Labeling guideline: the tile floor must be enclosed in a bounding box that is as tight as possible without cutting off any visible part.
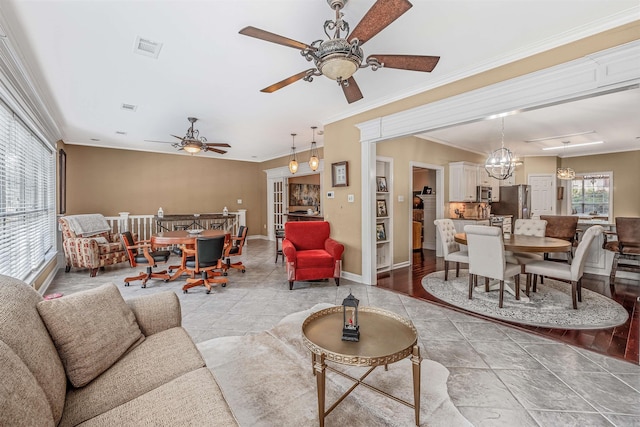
[46,239,640,427]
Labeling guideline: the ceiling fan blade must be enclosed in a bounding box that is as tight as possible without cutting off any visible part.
[204,143,231,148]
[368,54,440,72]
[204,147,228,155]
[348,0,412,46]
[341,77,363,104]
[239,26,315,51]
[170,134,185,140]
[261,69,316,93]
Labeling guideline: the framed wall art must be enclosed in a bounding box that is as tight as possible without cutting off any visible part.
[376,223,386,241]
[376,200,387,217]
[331,161,349,187]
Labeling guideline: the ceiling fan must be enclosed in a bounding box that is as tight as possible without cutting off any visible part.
[146,117,231,155]
[239,0,440,104]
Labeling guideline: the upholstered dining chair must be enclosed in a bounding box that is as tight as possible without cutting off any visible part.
[182,236,228,294]
[465,225,522,308]
[524,225,604,309]
[507,219,548,265]
[434,219,468,281]
[120,231,171,288]
[603,217,640,283]
[540,215,579,262]
[223,226,248,275]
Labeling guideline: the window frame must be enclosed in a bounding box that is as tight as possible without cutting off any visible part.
[566,171,614,221]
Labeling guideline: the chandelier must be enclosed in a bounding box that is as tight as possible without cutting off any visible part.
[308,126,319,171]
[557,141,575,180]
[485,117,515,180]
[288,133,298,174]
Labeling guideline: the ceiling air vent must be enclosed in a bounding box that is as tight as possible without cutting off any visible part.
[121,103,137,112]
[115,131,127,135]
[133,36,162,59]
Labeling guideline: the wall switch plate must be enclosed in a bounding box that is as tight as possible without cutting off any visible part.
[398,195,405,202]
[237,199,242,204]
[327,191,335,198]
[347,194,355,202]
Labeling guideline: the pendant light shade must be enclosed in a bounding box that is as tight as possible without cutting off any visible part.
[308,126,319,171]
[485,117,515,180]
[288,133,298,174]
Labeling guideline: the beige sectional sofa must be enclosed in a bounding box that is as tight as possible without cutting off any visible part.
[0,275,238,426]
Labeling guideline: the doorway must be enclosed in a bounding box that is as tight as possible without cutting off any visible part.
[409,162,445,262]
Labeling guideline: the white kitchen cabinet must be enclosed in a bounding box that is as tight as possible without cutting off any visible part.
[477,165,500,202]
[449,162,477,202]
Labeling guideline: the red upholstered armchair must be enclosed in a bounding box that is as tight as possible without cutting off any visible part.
[282,221,345,290]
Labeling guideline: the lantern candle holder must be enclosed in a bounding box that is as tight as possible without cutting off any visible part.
[341,291,360,342]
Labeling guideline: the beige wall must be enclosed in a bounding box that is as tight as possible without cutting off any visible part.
[63,144,265,236]
[322,21,640,275]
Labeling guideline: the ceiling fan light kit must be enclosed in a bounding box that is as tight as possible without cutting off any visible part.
[308,126,320,171]
[148,117,231,155]
[239,0,440,103]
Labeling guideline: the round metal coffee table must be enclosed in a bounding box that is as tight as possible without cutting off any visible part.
[302,306,421,426]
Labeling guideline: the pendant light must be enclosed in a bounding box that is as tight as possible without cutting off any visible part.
[556,141,575,180]
[485,117,515,180]
[288,133,299,174]
[308,126,319,171]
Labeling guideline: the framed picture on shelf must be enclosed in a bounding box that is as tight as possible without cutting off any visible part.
[376,176,388,192]
[331,161,349,187]
[376,200,387,217]
[376,223,386,241]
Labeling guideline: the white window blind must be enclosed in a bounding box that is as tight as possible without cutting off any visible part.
[0,99,56,281]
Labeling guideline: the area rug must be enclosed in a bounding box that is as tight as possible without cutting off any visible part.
[197,303,472,427]
[422,270,628,329]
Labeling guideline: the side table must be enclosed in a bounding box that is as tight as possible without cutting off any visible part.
[275,228,285,263]
[302,306,421,426]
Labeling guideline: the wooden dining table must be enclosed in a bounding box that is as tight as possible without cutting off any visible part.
[453,232,572,301]
[151,229,230,280]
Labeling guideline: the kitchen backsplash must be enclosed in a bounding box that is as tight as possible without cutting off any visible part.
[449,202,491,219]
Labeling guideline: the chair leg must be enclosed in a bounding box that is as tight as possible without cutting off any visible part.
[90,268,99,277]
[455,262,460,278]
[335,278,340,286]
[532,274,538,293]
[499,280,504,308]
[65,265,71,273]
[484,277,489,292]
[444,260,449,281]
[571,280,578,309]
[289,281,294,290]
[609,252,620,283]
[468,274,474,299]
[525,273,531,297]
[577,278,582,302]
[515,274,520,301]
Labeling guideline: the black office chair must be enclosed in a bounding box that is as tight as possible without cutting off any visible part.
[182,236,228,294]
[120,231,171,288]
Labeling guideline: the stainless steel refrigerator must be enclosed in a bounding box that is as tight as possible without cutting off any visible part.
[490,185,531,232]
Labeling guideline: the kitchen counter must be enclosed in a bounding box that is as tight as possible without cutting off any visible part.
[450,217,492,221]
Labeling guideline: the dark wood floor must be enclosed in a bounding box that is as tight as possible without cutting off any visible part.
[377,249,639,364]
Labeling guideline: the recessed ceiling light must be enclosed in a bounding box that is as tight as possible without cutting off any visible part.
[90,138,100,141]
[121,103,137,111]
[133,36,163,59]
[542,141,604,150]
[115,131,127,135]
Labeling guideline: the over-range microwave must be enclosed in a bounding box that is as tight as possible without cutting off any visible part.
[476,186,492,202]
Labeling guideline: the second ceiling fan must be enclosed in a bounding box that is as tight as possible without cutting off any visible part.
[239,0,440,104]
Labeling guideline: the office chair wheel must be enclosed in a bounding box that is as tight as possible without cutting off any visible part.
[206,290,211,294]
[124,282,130,287]
[222,283,226,287]
[242,269,246,273]
[183,290,188,294]
[223,272,228,276]
[141,284,146,289]
[164,279,169,282]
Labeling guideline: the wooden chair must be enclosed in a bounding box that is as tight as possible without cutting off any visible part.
[465,225,521,308]
[434,219,469,281]
[540,215,578,262]
[524,226,603,308]
[603,217,640,283]
[182,236,228,294]
[120,231,171,288]
[223,226,248,274]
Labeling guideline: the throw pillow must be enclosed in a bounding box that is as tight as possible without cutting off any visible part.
[37,283,145,387]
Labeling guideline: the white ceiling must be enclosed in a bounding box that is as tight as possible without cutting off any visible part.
[2,0,639,162]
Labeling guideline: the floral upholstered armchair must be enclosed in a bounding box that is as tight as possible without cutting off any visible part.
[59,214,129,277]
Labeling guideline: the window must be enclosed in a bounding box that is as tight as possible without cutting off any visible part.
[570,173,612,219]
[0,99,56,281]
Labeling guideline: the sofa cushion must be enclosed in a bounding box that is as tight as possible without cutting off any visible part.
[59,327,206,427]
[0,340,55,427]
[77,368,238,426]
[296,249,335,269]
[0,275,67,425]
[37,283,145,388]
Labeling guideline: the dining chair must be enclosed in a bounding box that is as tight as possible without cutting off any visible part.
[524,225,604,309]
[434,219,469,281]
[182,236,228,294]
[506,218,548,264]
[602,217,640,283]
[120,231,171,288]
[223,226,248,274]
[540,215,579,262]
[465,225,522,308]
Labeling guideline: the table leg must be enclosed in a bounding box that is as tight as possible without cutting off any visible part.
[475,278,530,302]
[411,345,422,426]
[313,353,326,427]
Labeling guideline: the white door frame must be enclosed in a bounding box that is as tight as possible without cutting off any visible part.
[409,162,445,260]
